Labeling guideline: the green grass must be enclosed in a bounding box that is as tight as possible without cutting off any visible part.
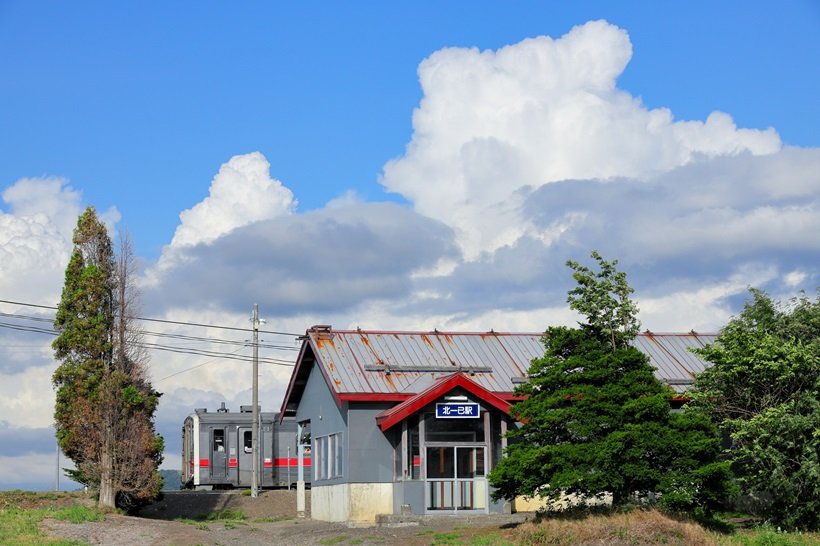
[432,532,462,545]
[0,505,98,546]
[318,536,349,545]
[350,540,364,545]
[721,525,820,546]
[203,508,246,521]
[51,505,105,524]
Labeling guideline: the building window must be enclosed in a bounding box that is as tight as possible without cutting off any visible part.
[314,432,343,481]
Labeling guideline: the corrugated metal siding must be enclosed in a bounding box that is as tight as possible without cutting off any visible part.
[307,329,716,396]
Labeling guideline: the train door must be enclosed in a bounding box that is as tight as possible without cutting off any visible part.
[237,427,253,486]
[210,427,227,480]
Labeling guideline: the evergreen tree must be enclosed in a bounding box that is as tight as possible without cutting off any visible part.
[52,207,163,510]
[690,289,820,530]
[489,251,733,514]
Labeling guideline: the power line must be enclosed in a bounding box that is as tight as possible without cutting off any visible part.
[139,341,294,365]
[0,317,299,354]
[1,312,299,351]
[0,321,296,365]
[0,321,57,336]
[0,299,299,393]
[154,346,246,382]
[0,299,303,337]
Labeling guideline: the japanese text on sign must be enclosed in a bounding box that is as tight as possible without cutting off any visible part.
[435,402,480,418]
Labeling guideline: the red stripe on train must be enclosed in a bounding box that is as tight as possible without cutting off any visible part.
[274,457,312,466]
[204,457,312,468]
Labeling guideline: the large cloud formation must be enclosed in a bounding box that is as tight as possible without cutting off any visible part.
[382,20,781,259]
[146,152,459,316]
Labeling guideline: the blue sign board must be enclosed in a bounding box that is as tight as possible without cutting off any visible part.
[435,402,480,418]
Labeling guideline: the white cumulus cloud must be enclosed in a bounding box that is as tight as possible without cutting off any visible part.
[381,20,781,258]
[169,152,296,248]
[0,177,121,306]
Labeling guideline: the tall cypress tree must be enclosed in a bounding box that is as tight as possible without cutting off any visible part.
[52,207,163,509]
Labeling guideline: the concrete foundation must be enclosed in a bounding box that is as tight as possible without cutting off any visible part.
[311,482,394,525]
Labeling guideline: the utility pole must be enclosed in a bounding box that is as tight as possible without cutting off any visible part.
[251,303,260,498]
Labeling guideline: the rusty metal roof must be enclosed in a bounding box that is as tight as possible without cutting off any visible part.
[632,331,716,392]
[280,328,716,412]
[309,328,543,397]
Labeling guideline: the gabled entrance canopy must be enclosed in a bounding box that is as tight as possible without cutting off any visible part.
[375,373,512,432]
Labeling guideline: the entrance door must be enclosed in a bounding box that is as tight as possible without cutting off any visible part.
[210,428,227,480]
[237,427,254,486]
[425,446,487,512]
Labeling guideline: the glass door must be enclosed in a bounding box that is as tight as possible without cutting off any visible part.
[425,446,487,512]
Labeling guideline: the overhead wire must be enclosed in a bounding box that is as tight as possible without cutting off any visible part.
[0,299,303,337]
[0,299,300,367]
[154,346,247,383]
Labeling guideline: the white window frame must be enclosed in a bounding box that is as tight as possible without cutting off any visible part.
[314,432,343,481]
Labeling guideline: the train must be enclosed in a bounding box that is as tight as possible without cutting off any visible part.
[181,403,311,490]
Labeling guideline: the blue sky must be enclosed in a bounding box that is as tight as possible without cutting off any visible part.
[1,2,819,490]
[3,2,819,258]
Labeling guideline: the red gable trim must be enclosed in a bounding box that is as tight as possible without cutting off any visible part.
[375,373,512,432]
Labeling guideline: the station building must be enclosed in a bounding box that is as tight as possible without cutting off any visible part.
[279,325,714,524]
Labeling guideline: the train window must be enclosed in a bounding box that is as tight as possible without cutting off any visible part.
[213,429,225,452]
[244,430,252,453]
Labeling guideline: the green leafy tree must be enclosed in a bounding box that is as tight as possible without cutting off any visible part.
[566,250,640,350]
[690,289,820,530]
[489,251,733,514]
[52,208,163,510]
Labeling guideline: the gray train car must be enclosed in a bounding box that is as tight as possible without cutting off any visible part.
[181,403,310,489]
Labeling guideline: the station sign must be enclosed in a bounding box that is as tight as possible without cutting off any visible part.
[435,402,480,418]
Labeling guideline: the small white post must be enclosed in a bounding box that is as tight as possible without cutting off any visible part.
[297,422,306,518]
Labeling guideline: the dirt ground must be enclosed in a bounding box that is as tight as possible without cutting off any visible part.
[40,490,525,546]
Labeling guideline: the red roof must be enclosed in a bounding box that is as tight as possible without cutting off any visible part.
[374,372,512,431]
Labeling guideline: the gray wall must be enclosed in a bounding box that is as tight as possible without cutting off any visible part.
[295,363,348,486]
[347,402,396,484]
[393,481,425,514]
